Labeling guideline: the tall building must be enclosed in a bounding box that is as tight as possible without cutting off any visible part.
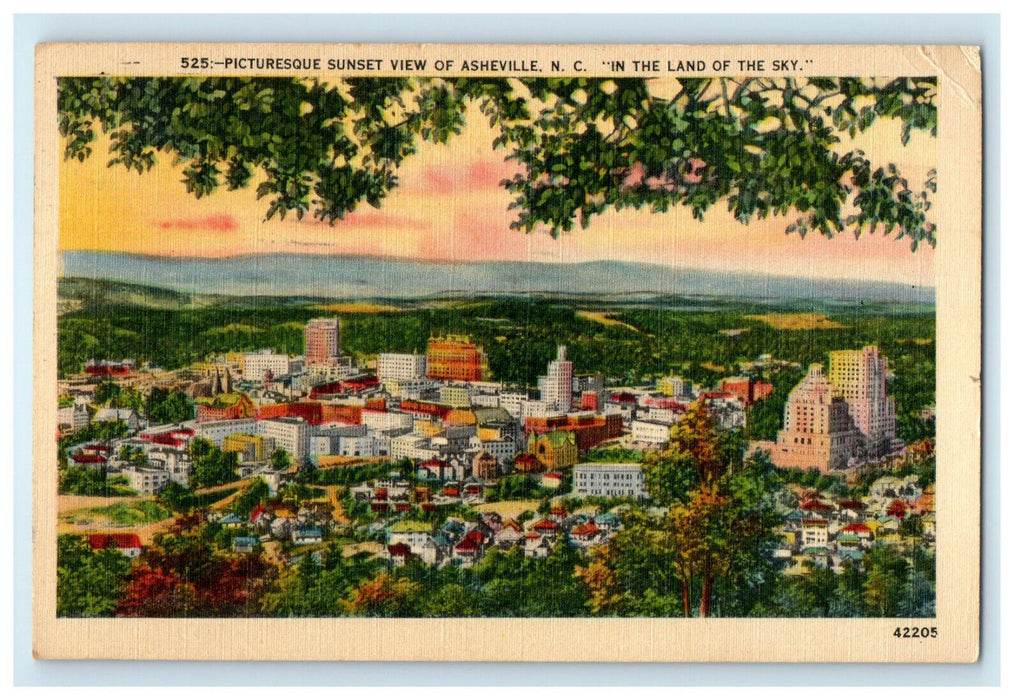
[539,345,574,414]
[305,318,341,366]
[426,336,488,382]
[772,364,862,473]
[828,346,897,457]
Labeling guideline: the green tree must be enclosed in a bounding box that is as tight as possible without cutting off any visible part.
[93,382,122,406]
[145,387,195,424]
[863,545,910,616]
[158,480,193,513]
[57,534,132,617]
[189,441,240,489]
[608,401,780,617]
[270,448,291,472]
[59,76,936,247]
[576,509,681,616]
[643,451,699,506]
[232,478,271,516]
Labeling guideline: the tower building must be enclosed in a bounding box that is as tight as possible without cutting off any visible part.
[539,345,574,414]
[772,364,862,473]
[828,346,897,457]
[305,318,341,366]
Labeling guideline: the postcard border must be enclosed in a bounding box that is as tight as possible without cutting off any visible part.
[31,41,982,664]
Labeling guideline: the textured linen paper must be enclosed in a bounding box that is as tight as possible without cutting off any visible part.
[34,43,981,662]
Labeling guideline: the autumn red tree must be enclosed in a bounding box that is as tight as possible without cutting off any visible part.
[117,565,195,617]
[343,573,421,617]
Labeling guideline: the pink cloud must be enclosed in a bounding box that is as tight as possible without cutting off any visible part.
[156,214,239,231]
[417,158,518,195]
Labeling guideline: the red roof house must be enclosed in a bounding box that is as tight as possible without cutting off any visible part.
[533,519,559,533]
[88,533,143,557]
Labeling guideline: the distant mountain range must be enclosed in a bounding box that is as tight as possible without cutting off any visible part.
[61,251,935,305]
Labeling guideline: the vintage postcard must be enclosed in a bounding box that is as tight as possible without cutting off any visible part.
[33,43,982,662]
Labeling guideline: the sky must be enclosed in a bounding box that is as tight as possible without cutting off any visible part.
[59,84,936,287]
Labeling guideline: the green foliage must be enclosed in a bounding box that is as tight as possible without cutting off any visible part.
[278,482,326,504]
[744,368,801,441]
[643,451,699,506]
[93,382,143,410]
[374,537,588,618]
[777,467,837,494]
[188,438,240,489]
[262,549,384,616]
[158,480,192,512]
[83,500,172,525]
[270,448,291,471]
[59,76,937,246]
[492,474,543,501]
[303,458,412,486]
[158,481,238,513]
[58,466,136,497]
[582,446,646,463]
[751,540,935,618]
[584,402,783,617]
[93,382,121,405]
[232,478,271,516]
[340,493,372,524]
[57,534,131,617]
[575,509,684,616]
[145,387,195,424]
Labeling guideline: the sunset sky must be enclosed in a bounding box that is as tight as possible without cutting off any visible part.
[59,89,936,288]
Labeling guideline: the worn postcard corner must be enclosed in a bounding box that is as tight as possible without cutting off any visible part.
[33,42,981,663]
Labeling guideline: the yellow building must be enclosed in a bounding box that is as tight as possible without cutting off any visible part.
[426,336,489,382]
[828,346,897,457]
[444,409,477,427]
[477,427,502,442]
[414,419,445,437]
[223,433,276,462]
[439,385,471,408]
[224,352,247,374]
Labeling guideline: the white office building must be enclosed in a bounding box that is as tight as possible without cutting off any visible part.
[631,419,673,447]
[469,435,517,463]
[572,463,649,499]
[123,465,173,495]
[259,417,311,467]
[362,410,414,432]
[243,350,292,381]
[539,345,574,414]
[195,418,259,448]
[378,353,428,382]
[498,391,528,420]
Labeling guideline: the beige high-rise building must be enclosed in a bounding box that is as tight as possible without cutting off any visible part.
[772,364,862,473]
[305,318,341,366]
[539,345,574,414]
[828,346,897,457]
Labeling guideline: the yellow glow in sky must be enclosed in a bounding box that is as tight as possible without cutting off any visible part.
[59,99,935,287]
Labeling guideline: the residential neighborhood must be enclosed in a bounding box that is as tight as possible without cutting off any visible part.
[58,314,936,619]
